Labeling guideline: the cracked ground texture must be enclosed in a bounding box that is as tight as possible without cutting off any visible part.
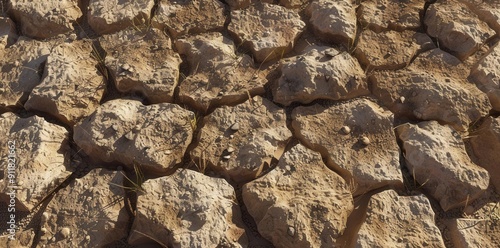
[0,0,500,247]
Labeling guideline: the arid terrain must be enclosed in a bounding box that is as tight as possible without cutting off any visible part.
[0,0,500,247]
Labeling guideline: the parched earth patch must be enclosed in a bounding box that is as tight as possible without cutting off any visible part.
[0,0,499,247]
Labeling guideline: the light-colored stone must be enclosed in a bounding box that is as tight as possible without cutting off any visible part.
[470,116,500,193]
[229,2,305,62]
[355,190,445,247]
[355,30,435,70]
[40,168,129,247]
[191,96,291,183]
[88,0,155,35]
[25,40,106,125]
[0,37,54,111]
[397,121,490,211]
[154,0,225,38]
[358,0,424,32]
[292,98,403,195]
[0,17,18,48]
[242,144,354,247]
[8,0,81,39]
[470,42,500,111]
[74,99,194,173]
[306,0,356,45]
[371,49,492,131]
[446,202,500,248]
[272,46,369,106]
[0,113,71,212]
[425,0,494,60]
[175,32,268,112]
[129,169,247,247]
[460,0,500,34]
[100,27,181,104]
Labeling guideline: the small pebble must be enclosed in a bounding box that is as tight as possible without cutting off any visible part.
[40,227,47,234]
[223,155,231,160]
[41,212,49,223]
[69,33,77,41]
[325,50,337,57]
[399,96,405,103]
[85,235,91,241]
[60,227,70,239]
[218,91,224,96]
[122,63,130,70]
[360,136,370,146]
[230,122,240,131]
[165,150,172,155]
[341,126,351,135]
[227,147,235,153]
[124,132,134,140]
[230,135,234,139]
[287,226,295,236]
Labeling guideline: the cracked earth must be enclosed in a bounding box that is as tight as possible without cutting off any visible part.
[1,0,500,247]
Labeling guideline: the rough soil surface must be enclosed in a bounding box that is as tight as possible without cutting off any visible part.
[243,144,354,247]
[1,0,500,247]
[355,190,446,247]
[470,116,500,192]
[460,0,500,34]
[191,96,291,183]
[355,30,435,70]
[74,99,194,173]
[470,42,500,111]
[130,169,247,247]
[229,2,305,62]
[445,202,500,248]
[153,0,226,39]
[38,168,129,247]
[272,45,368,106]
[357,0,424,32]
[88,0,155,35]
[175,32,268,112]
[8,0,81,39]
[0,113,71,212]
[424,0,495,61]
[306,0,356,45]
[397,121,490,211]
[292,98,403,195]
[100,27,181,104]
[24,40,106,125]
[371,48,492,131]
[0,37,54,111]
